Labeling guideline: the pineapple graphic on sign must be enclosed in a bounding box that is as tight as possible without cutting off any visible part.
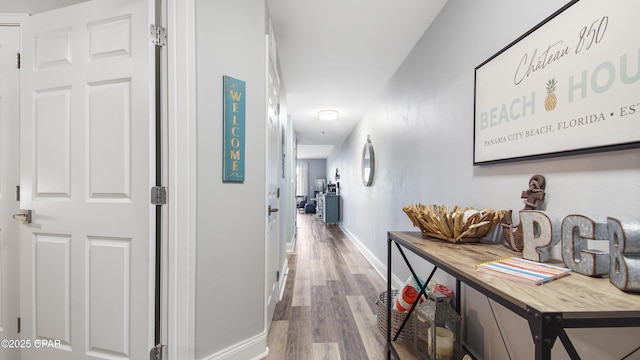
[544,78,557,111]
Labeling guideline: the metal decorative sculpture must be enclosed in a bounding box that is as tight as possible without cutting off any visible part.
[607,216,640,292]
[561,214,610,276]
[500,174,546,252]
[520,210,561,262]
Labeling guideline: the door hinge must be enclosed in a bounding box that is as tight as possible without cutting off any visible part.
[150,24,166,47]
[17,317,21,334]
[16,185,20,201]
[16,52,20,69]
[149,344,167,360]
[150,186,167,205]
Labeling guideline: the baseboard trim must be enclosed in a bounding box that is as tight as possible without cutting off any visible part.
[287,232,296,252]
[279,260,289,301]
[202,332,268,360]
[339,224,403,289]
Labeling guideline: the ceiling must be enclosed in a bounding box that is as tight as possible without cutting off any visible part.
[266,0,448,159]
[2,0,448,159]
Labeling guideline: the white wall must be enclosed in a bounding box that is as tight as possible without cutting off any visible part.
[328,1,640,359]
[298,158,327,196]
[194,1,268,358]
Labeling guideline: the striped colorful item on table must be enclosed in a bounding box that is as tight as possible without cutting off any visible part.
[476,256,571,285]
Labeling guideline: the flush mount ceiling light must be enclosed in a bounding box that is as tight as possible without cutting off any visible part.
[317,109,340,121]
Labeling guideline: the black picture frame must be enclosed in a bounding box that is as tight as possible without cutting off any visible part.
[473,0,640,165]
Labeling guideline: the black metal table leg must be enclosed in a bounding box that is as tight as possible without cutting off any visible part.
[527,307,563,360]
[387,235,392,360]
[392,242,437,341]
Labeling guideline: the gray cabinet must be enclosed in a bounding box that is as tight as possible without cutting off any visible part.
[322,195,339,224]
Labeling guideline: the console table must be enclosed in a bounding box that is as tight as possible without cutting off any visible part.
[386,231,640,360]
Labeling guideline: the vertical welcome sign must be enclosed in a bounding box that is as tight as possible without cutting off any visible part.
[223,76,245,182]
[474,0,640,164]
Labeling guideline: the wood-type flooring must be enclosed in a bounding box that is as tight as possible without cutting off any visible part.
[266,213,418,360]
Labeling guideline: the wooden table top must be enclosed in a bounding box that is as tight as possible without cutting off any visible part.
[388,231,640,319]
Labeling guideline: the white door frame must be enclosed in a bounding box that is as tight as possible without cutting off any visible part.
[165,0,197,359]
[19,0,158,357]
[4,3,184,357]
[0,14,26,360]
[0,13,27,25]
[1,4,198,357]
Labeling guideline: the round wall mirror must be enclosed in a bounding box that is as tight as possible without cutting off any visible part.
[362,135,375,186]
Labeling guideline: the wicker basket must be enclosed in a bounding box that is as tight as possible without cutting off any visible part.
[375,290,415,342]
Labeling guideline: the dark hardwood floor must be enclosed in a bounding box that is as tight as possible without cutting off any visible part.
[266,213,418,360]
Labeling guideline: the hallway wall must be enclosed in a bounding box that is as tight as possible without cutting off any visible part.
[194,0,268,358]
[327,1,640,359]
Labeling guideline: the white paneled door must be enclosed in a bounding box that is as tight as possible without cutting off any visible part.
[266,50,281,327]
[0,24,21,360]
[19,0,155,359]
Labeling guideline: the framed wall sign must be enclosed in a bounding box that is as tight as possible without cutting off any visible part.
[223,75,245,182]
[474,0,640,164]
